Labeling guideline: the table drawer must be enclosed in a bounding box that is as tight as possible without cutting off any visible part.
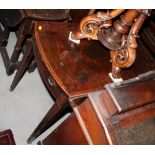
[33,44,62,98]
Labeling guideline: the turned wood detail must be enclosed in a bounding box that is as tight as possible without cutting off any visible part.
[71,9,151,78]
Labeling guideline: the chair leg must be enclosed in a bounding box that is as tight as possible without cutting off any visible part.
[0,26,14,75]
[10,19,33,73]
[28,59,37,73]
[10,34,25,64]
[10,39,33,91]
[1,26,10,46]
[27,93,70,144]
[0,46,14,75]
[0,19,33,76]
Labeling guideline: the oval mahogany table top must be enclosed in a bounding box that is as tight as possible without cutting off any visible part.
[34,21,155,97]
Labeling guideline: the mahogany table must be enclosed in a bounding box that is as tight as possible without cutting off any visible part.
[17,21,154,143]
[26,21,112,143]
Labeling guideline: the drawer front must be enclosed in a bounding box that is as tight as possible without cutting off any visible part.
[33,44,62,98]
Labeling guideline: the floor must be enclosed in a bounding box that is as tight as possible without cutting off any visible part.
[0,27,69,144]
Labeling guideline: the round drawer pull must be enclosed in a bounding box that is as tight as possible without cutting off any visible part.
[48,76,56,87]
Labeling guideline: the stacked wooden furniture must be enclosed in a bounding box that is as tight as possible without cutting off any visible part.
[0,10,155,145]
[0,9,70,76]
[0,9,96,91]
[39,70,155,144]
[26,21,155,144]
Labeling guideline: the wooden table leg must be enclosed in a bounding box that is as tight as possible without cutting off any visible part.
[10,39,33,91]
[27,93,70,144]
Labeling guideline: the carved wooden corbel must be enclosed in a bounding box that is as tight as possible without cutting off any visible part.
[71,9,124,40]
[71,9,151,79]
[110,9,151,78]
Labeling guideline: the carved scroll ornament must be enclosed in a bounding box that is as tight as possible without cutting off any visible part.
[71,9,151,78]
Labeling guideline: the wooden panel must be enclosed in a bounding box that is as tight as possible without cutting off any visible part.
[41,97,109,145]
[99,90,117,116]
[75,98,109,144]
[78,90,155,145]
[41,113,88,145]
[104,74,155,112]
[89,91,155,144]
[33,42,62,99]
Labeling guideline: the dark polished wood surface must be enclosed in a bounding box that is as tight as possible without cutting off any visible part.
[41,98,109,145]
[141,21,155,58]
[34,22,111,97]
[92,90,155,144]
[28,21,113,143]
[34,21,155,97]
[28,22,112,143]
[41,113,88,145]
[104,77,155,113]
[41,76,155,144]
[28,21,155,144]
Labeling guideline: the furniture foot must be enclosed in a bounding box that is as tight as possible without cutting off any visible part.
[111,63,122,79]
[109,72,123,82]
[28,60,37,73]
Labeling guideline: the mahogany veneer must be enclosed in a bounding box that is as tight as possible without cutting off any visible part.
[40,72,155,144]
[25,21,155,144]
